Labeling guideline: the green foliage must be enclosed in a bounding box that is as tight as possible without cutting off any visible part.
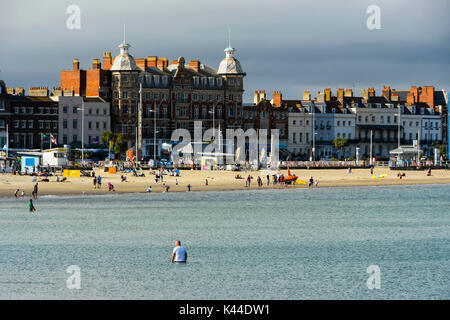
[332,137,348,149]
[101,131,125,156]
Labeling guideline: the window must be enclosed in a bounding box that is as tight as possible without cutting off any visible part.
[88,121,92,130]
[53,121,57,129]
[73,135,77,142]
[228,79,234,85]
[122,76,128,82]
[0,120,5,128]
[63,119,67,129]
[73,107,77,113]
[122,92,128,99]
[0,101,5,111]
[96,122,99,129]
[193,94,198,101]
[73,119,77,129]
[63,106,68,113]
[28,120,33,128]
[63,135,67,144]
[21,120,26,129]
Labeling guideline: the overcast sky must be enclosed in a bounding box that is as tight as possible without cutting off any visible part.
[1,0,449,102]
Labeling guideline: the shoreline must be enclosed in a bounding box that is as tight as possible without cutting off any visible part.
[1,167,450,199]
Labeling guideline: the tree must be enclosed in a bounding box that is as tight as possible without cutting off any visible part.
[101,131,125,156]
[332,137,348,159]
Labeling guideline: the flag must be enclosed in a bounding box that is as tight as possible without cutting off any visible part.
[41,133,49,141]
[50,134,57,144]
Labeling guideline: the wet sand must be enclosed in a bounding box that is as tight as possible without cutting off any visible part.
[0,167,449,198]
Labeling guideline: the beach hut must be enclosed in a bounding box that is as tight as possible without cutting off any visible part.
[17,151,42,173]
[42,148,68,167]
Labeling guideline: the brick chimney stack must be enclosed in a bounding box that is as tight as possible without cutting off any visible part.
[157,57,168,70]
[272,91,282,107]
[103,52,112,70]
[254,90,260,104]
[324,88,331,101]
[259,90,266,101]
[147,56,158,68]
[92,59,101,70]
[73,59,80,71]
[189,60,201,72]
[337,88,345,103]
[303,91,311,100]
[382,86,391,101]
[344,89,353,97]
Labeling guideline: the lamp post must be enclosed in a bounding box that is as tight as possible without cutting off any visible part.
[312,105,316,161]
[208,106,215,141]
[77,100,85,166]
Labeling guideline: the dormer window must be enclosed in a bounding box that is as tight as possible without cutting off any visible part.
[376,103,381,108]
[367,103,372,108]
[343,109,347,114]
[217,78,222,87]
[321,106,326,113]
[332,108,336,113]
[352,103,358,108]
[420,108,424,115]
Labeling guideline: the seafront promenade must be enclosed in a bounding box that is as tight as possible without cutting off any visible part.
[0,167,449,197]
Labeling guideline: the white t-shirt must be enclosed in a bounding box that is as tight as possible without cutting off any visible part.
[172,246,187,262]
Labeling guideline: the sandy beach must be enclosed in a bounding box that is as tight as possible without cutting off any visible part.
[1,167,450,198]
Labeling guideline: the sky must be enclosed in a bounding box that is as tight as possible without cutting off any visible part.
[0,0,449,103]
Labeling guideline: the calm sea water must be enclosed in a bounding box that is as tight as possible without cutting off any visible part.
[0,184,449,299]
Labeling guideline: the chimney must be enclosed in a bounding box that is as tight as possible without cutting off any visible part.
[29,86,49,97]
[391,93,399,102]
[337,88,344,103]
[171,60,179,65]
[254,90,260,104]
[324,88,331,101]
[7,87,15,95]
[303,91,311,100]
[15,87,24,96]
[189,60,201,72]
[421,86,435,108]
[73,59,80,71]
[272,91,282,107]
[92,59,101,70]
[407,86,419,105]
[344,89,353,97]
[317,91,325,102]
[382,86,391,101]
[147,56,158,67]
[103,52,112,70]
[135,58,147,70]
[157,57,168,70]
[259,90,266,101]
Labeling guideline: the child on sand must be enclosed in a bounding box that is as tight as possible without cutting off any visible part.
[14,189,19,198]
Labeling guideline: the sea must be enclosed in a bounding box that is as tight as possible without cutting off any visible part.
[0,184,449,299]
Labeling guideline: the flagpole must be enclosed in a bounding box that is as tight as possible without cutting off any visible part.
[6,124,8,158]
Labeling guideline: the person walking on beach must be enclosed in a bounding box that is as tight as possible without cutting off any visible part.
[171,240,187,264]
[28,199,36,213]
[21,190,25,198]
[309,177,314,188]
[266,174,270,186]
[14,189,19,198]
[187,184,191,192]
[93,176,97,189]
[97,176,102,189]
[247,175,251,187]
[33,183,38,199]
[205,179,208,186]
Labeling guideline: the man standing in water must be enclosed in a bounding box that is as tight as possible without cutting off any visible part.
[171,240,187,263]
[28,199,36,213]
[33,183,38,199]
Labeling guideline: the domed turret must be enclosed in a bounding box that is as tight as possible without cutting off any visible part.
[111,26,138,71]
[217,46,245,75]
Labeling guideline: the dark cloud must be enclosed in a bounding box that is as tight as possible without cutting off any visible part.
[0,0,448,102]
